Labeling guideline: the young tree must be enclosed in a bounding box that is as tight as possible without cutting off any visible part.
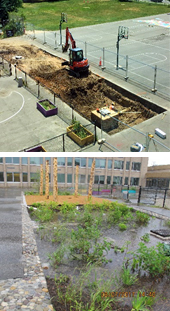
[0,0,23,23]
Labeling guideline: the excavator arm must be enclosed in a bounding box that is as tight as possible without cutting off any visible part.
[62,27,76,52]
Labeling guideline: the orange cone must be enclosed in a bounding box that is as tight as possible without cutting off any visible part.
[99,57,102,67]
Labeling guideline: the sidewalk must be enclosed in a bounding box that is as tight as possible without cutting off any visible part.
[0,189,53,311]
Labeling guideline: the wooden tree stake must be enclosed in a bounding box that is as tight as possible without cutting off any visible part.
[40,164,43,196]
[88,159,95,200]
[53,158,58,202]
[45,160,49,199]
[75,165,79,197]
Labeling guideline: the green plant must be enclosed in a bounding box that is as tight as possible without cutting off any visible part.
[135,211,150,225]
[72,120,88,139]
[118,223,127,231]
[121,267,138,286]
[49,243,67,266]
[40,100,54,110]
[131,290,155,311]
[130,242,170,277]
[165,219,170,227]
[141,233,150,243]
[33,205,54,222]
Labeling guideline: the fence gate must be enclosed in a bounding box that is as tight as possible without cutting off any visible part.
[138,187,170,207]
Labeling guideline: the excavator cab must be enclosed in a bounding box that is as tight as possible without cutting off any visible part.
[69,48,83,66]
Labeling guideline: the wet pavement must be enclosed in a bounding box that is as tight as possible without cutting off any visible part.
[0,188,23,280]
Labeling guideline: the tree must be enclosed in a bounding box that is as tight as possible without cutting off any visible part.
[0,0,23,24]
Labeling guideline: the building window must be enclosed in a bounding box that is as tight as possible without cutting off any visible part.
[0,172,4,182]
[94,175,105,184]
[58,157,65,166]
[7,172,20,182]
[114,160,124,170]
[124,177,129,185]
[113,176,122,185]
[132,162,141,171]
[6,157,20,164]
[30,158,43,165]
[67,157,73,167]
[79,175,86,184]
[75,158,86,167]
[88,158,93,168]
[126,161,130,170]
[0,158,3,163]
[67,174,72,183]
[58,173,65,183]
[22,173,28,182]
[108,160,112,169]
[95,159,106,169]
[30,172,39,182]
[107,176,111,184]
[22,158,28,165]
[130,177,139,186]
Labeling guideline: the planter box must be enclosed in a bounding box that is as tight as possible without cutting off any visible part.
[26,145,46,152]
[37,99,58,117]
[67,124,94,147]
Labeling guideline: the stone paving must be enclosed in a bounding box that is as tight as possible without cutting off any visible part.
[0,195,54,311]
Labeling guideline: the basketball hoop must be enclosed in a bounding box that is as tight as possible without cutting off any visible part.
[118,26,129,40]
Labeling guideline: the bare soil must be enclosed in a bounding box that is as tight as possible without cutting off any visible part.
[25,194,111,206]
[1,39,157,134]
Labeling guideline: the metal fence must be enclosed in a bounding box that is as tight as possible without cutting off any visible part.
[137,186,170,208]
[25,25,170,100]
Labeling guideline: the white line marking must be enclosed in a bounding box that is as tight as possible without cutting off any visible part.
[0,91,25,124]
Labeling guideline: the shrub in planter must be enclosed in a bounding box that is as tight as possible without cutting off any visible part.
[67,120,94,147]
[37,99,58,117]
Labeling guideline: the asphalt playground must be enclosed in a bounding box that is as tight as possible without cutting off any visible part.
[0,13,170,152]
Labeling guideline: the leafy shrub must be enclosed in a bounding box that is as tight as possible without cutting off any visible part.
[118,223,127,231]
[121,267,138,286]
[135,211,150,225]
[130,242,170,277]
[141,233,150,243]
[33,205,54,222]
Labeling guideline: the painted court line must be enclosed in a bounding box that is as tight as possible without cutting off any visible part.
[0,91,25,124]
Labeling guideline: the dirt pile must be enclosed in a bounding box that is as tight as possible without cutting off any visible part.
[1,42,157,133]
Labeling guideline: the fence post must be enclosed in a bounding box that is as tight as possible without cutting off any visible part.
[43,30,47,45]
[25,72,27,86]
[85,41,87,58]
[14,64,17,80]
[54,93,56,106]
[125,55,128,81]
[152,65,157,93]
[94,122,97,143]
[63,134,65,152]
[154,188,158,205]
[102,47,105,70]
[9,63,12,76]
[127,184,129,201]
[54,32,57,49]
[38,81,40,98]
[163,188,167,208]
[137,186,142,205]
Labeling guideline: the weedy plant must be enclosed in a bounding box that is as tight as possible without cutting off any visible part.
[135,211,150,225]
[33,205,54,222]
[121,267,138,286]
[118,223,127,231]
[141,233,150,243]
[131,290,155,311]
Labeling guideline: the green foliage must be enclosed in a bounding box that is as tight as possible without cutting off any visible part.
[118,223,127,231]
[49,243,66,266]
[0,0,23,21]
[33,205,54,222]
[141,233,150,243]
[130,242,170,277]
[165,219,170,227]
[131,290,155,311]
[121,267,138,286]
[59,201,77,214]
[135,211,150,225]
[72,120,89,139]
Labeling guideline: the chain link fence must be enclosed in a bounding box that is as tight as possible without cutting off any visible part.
[25,25,170,100]
[137,187,170,208]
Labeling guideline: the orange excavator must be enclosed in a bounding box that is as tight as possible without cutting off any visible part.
[62,27,89,77]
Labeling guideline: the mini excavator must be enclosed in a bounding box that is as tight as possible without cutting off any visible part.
[62,27,89,77]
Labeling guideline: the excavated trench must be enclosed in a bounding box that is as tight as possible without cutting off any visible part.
[1,43,165,134]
